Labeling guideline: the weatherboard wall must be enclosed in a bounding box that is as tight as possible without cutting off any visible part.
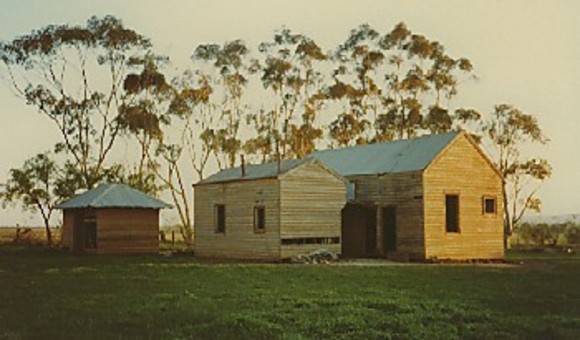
[61,208,160,254]
[61,210,74,248]
[348,171,425,259]
[194,178,282,260]
[279,161,346,258]
[423,134,504,259]
[194,161,348,260]
[95,209,159,254]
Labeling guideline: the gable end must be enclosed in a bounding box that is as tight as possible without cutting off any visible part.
[423,131,502,180]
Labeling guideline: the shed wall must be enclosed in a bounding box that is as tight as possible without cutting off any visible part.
[349,171,425,259]
[423,134,504,259]
[61,210,74,248]
[279,162,346,258]
[96,209,159,254]
[194,178,281,259]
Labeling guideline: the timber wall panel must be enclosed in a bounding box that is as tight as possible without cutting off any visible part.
[194,178,281,260]
[96,209,159,254]
[423,134,504,259]
[279,162,346,258]
[61,210,74,248]
[348,171,425,259]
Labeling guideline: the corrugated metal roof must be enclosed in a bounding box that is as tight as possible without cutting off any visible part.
[56,183,171,209]
[197,132,459,185]
[310,131,459,176]
[198,159,306,185]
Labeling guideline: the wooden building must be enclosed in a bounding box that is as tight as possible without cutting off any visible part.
[311,131,504,260]
[195,131,504,261]
[57,183,171,254]
[193,159,346,260]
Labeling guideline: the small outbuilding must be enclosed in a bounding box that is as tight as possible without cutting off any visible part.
[194,159,347,260]
[57,183,171,254]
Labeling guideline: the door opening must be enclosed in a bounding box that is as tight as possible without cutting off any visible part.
[383,207,397,254]
[341,204,377,258]
[72,211,97,252]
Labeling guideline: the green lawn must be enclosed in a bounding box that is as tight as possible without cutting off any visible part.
[0,247,579,339]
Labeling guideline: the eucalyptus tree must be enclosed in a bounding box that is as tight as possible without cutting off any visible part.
[326,24,382,146]
[1,154,61,245]
[327,22,477,145]
[169,70,215,181]
[192,40,253,169]
[243,108,275,163]
[253,28,327,159]
[378,22,476,139]
[286,35,327,158]
[0,16,153,190]
[119,53,172,194]
[151,70,216,244]
[482,104,552,246]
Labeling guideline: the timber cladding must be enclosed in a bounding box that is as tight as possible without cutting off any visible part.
[61,208,160,254]
[61,210,74,248]
[195,131,505,261]
[279,161,346,258]
[96,209,159,254]
[194,161,346,260]
[347,171,425,260]
[194,178,281,260]
[423,134,504,260]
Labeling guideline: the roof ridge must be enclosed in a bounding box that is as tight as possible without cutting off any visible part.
[385,137,419,173]
[206,158,303,176]
[91,183,117,206]
[313,131,457,155]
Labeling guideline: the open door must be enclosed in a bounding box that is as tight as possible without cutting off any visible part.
[382,207,397,254]
[83,219,97,250]
[341,204,377,258]
[72,211,97,253]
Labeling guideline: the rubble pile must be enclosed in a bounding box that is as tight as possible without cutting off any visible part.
[290,249,339,264]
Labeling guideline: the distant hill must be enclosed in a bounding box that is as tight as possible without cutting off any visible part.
[521,214,580,225]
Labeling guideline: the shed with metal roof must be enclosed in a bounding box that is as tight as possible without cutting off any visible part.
[195,131,504,261]
[58,183,171,254]
[194,158,347,260]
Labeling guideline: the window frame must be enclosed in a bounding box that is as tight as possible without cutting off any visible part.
[346,181,357,201]
[445,194,461,234]
[253,206,266,233]
[214,204,226,234]
[281,237,340,246]
[482,196,497,216]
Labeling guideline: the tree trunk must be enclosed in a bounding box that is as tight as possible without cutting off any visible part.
[501,179,511,250]
[43,218,52,246]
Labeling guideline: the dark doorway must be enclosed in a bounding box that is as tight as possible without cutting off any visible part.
[72,211,97,253]
[382,207,397,254]
[83,220,97,250]
[341,204,377,258]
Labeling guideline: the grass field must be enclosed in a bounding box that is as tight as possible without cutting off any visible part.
[0,227,60,245]
[0,247,579,339]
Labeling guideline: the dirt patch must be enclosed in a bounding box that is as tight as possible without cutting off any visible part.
[333,258,519,268]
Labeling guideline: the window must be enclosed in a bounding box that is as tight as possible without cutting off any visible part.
[215,204,225,233]
[281,237,340,245]
[346,181,356,201]
[445,195,460,233]
[483,196,497,215]
[254,206,266,232]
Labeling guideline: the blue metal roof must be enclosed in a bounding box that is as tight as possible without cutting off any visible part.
[310,131,459,176]
[56,183,171,209]
[197,132,459,185]
[199,159,306,185]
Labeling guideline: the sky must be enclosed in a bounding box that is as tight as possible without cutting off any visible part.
[0,0,579,226]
